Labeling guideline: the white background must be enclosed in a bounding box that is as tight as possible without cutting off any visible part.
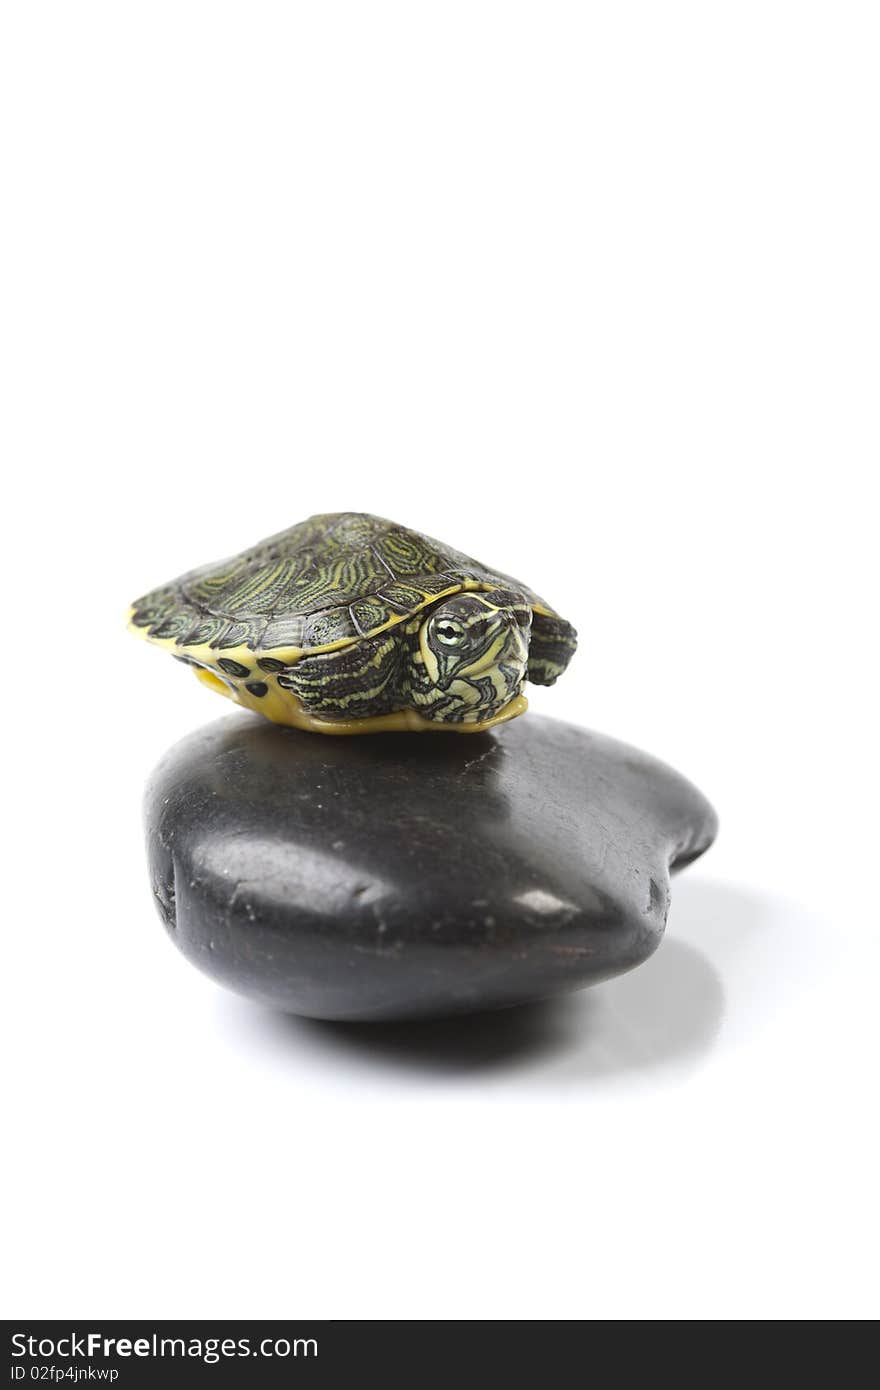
[2,3,877,1321]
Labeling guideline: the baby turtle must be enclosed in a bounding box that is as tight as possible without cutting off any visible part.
[128,512,577,734]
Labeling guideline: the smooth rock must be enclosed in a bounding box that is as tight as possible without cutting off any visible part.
[144,714,718,1021]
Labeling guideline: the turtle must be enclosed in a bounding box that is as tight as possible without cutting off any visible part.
[128,512,577,735]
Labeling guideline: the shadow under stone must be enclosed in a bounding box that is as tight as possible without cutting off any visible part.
[234,935,724,1082]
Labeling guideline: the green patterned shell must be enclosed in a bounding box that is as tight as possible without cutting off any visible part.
[129,511,555,659]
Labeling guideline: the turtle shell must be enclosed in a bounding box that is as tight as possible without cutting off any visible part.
[129,511,557,664]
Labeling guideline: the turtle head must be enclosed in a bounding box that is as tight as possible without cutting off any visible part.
[409,589,532,725]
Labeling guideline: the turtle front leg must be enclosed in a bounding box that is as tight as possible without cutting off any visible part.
[276,630,404,723]
[528,613,578,686]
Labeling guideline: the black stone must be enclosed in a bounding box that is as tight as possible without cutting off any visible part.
[144,714,718,1022]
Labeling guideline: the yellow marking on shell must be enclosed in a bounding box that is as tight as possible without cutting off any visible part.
[127,603,528,734]
[194,666,232,697]
[127,577,494,667]
[127,584,555,668]
[126,607,288,670]
[229,679,528,736]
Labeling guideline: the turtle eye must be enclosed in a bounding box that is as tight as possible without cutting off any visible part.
[435,619,465,646]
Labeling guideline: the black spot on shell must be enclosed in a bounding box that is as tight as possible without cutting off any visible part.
[257,657,287,673]
[218,658,251,678]
[245,681,268,698]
